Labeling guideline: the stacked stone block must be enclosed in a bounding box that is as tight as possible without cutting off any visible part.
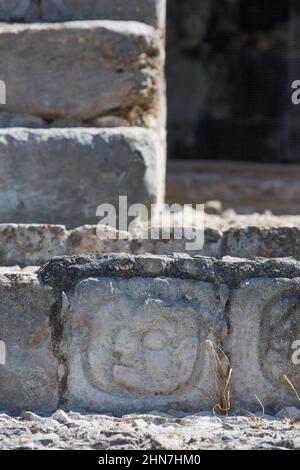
[0,1,166,226]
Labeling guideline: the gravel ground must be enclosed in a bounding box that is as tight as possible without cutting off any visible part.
[0,410,299,450]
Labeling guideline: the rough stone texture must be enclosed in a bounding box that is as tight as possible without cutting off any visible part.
[3,219,300,266]
[63,276,219,414]
[0,411,299,450]
[67,225,131,257]
[0,274,58,414]
[40,0,166,29]
[229,277,300,411]
[223,227,300,259]
[38,253,300,293]
[0,128,163,227]
[132,227,222,258]
[65,223,300,260]
[0,21,163,124]
[0,224,67,266]
[0,1,166,28]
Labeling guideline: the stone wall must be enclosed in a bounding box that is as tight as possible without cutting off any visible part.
[3,219,300,267]
[167,0,297,162]
[0,254,300,414]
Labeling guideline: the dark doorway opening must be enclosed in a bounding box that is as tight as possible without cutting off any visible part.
[166,0,298,163]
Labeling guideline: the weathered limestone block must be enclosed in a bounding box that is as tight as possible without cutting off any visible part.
[0,21,163,123]
[0,224,67,266]
[62,276,220,414]
[224,227,300,260]
[0,128,163,227]
[41,0,166,29]
[0,274,59,414]
[4,223,300,267]
[39,254,300,293]
[133,227,222,257]
[228,278,300,411]
[67,225,131,256]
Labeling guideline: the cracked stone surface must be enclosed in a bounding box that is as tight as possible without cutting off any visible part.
[0,411,299,450]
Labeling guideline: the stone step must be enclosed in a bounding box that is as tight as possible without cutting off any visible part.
[0,254,299,414]
[0,21,164,125]
[2,223,300,267]
[0,0,165,28]
[0,128,164,227]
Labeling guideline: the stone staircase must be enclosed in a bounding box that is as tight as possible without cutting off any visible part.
[0,0,166,226]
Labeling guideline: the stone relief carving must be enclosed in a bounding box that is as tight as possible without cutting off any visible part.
[229,278,300,409]
[64,276,220,412]
[86,298,199,395]
[260,291,300,391]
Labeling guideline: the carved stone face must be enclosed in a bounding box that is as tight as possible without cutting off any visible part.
[66,276,218,412]
[86,295,199,395]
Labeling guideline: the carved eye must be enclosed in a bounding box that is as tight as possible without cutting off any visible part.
[143,330,167,351]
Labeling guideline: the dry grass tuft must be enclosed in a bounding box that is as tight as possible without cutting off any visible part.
[283,375,300,426]
[284,375,300,402]
[238,395,265,429]
[206,340,233,416]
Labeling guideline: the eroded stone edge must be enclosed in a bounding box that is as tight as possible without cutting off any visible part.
[38,254,300,292]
